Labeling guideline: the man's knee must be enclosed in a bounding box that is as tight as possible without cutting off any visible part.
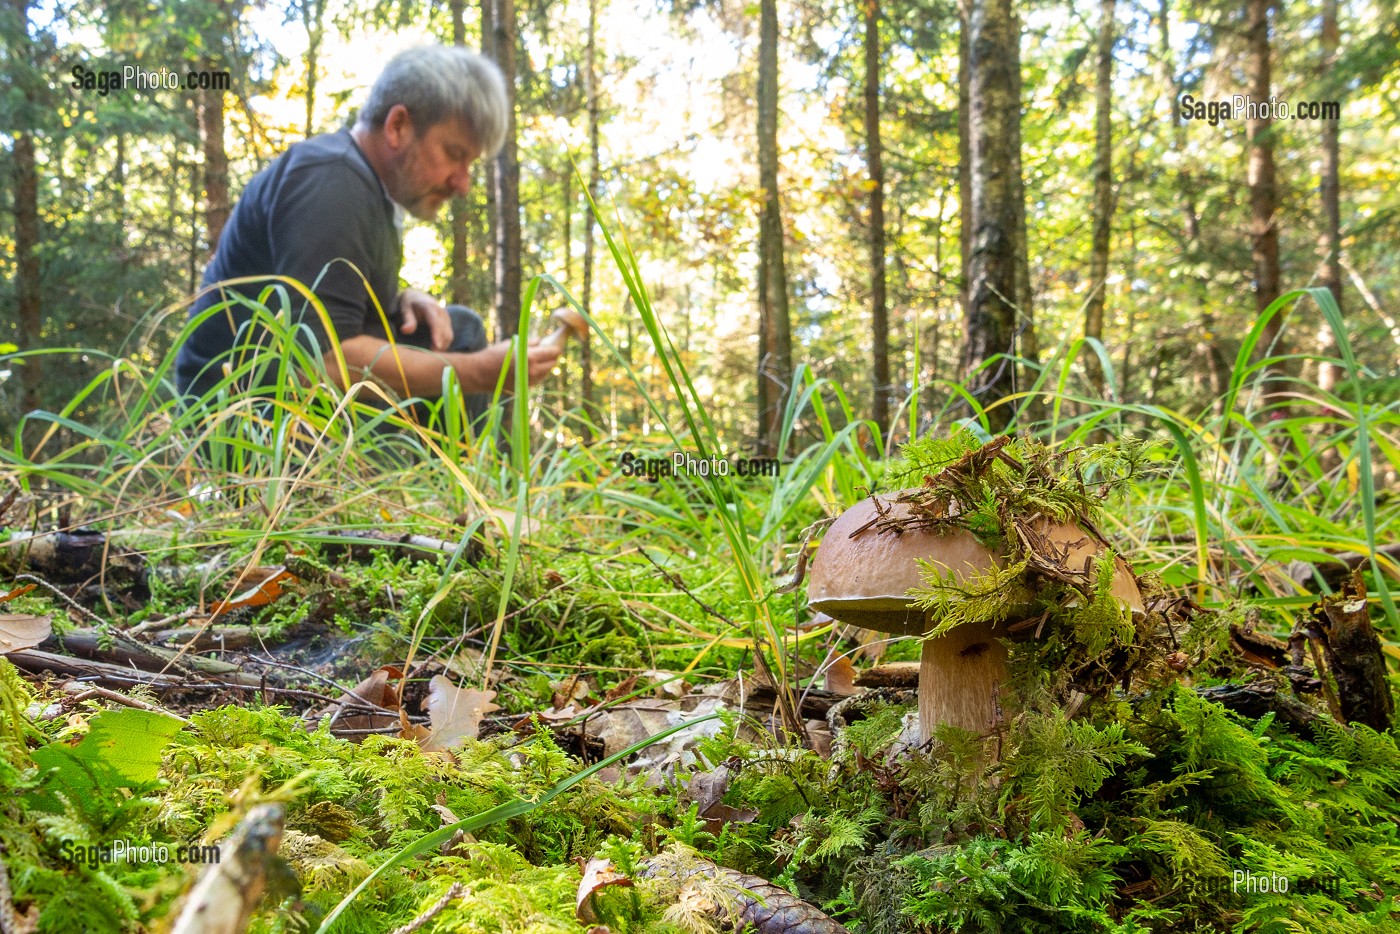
[447,305,488,354]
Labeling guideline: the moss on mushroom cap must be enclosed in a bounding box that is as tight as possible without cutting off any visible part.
[806,493,1031,636]
[806,490,1143,636]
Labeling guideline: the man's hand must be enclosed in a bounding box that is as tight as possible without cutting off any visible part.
[397,288,453,352]
[470,339,562,389]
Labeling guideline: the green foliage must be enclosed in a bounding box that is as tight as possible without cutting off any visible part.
[1002,712,1149,834]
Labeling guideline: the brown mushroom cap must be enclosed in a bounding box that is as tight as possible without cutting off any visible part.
[537,310,588,350]
[806,490,1142,635]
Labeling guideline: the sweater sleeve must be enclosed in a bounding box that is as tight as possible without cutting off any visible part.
[266,157,395,351]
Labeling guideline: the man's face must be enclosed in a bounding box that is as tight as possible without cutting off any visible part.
[384,111,481,220]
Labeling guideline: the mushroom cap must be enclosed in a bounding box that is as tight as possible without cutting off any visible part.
[806,489,1142,635]
[548,308,589,340]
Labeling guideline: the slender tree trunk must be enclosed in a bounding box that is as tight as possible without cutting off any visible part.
[959,0,1026,434]
[580,0,600,439]
[449,0,471,306]
[1158,0,1226,404]
[1083,0,1115,401]
[957,16,970,332]
[1317,0,1342,394]
[1246,0,1282,355]
[300,0,326,138]
[14,130,41,419]
[200,83,229,253]
[756,0,793,454]
[484,0,522,337]
[864,0,890,435]
[480,0,500,330]
[1008,2,1039,411]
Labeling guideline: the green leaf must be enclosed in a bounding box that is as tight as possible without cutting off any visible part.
[27,709,185,812]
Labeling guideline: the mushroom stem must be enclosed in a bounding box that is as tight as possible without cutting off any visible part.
[918,618,1009,744]
[539,308,587,351]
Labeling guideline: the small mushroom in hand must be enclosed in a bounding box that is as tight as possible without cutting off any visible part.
[806,490,1142,745]
[539,308,588,351]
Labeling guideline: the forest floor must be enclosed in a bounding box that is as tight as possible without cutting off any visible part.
[3,427,1400,934]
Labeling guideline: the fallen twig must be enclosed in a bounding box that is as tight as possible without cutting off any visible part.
[389,882,466,934]
[170,804,286,934]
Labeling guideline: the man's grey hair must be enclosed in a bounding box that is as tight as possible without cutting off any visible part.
[358,46,509,157]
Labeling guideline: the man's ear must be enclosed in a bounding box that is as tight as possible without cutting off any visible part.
[382,104,416,149]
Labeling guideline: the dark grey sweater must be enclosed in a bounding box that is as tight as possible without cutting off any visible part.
[175,130,402,400]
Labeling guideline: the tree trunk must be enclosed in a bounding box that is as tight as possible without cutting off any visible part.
[14,129,41,420]
[1158,0,1226,404]
[449,0,471,307]
[959,0,1026,434]
[1317,0,1342,394]
[756,0,793,455]
[957,16,970,344]
[864,0,890,436]
[200,82,229,254]
[484,0,522,338]
[1083,0,1115,402]
[1246,0,1282,357]
[300,0,326,138]
[580,0,601,439]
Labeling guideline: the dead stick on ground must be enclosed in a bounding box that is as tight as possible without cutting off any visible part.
[58,681,190,723]
[170,804,285,934]
[390,883,466,934]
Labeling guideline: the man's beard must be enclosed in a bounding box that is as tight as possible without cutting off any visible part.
[390,142,453,219]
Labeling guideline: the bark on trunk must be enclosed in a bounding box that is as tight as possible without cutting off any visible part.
[959,0,1027,434]
[1158,0,1227,403]
[449,0,471,307]
[864,0,890,435]
[200,81,229,254]
[1246,0,1282,352]
[486,0,522,337]
[14,129,42,419]
[756,0,793,454]
[1083,0,1115,402]
[1317,0,1343,394]
[300,0,326,138]
[580,0,601,438]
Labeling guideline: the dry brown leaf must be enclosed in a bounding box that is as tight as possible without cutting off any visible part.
[0,583,37,604]
[421,675,499,752]
[576,857,634,923]
[552,674,593,710]
[321,665,402,735]
[603,675,639,702]
[211,566,296,615]
[823,655,859,695]
[685,765,759,833]
[0,613,51,654]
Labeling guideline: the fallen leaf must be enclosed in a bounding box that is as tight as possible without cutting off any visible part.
[604,675,639,702]
[685,765,759,833]
[0,613,51,654]
[421,675,499,752]
[0,583,37,604]
[552,674,593,710]
[211,566,296,615]
[576,857,634,923]
[320,666,402,736]
[823,655,859,695]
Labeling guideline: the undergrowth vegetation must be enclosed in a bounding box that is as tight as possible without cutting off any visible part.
[1,218,1398,933]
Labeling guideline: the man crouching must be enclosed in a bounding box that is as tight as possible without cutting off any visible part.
[175,45,560,427]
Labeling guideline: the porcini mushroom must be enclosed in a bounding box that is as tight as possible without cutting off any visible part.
[539,308,588,351]
[807,489,1142,744]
